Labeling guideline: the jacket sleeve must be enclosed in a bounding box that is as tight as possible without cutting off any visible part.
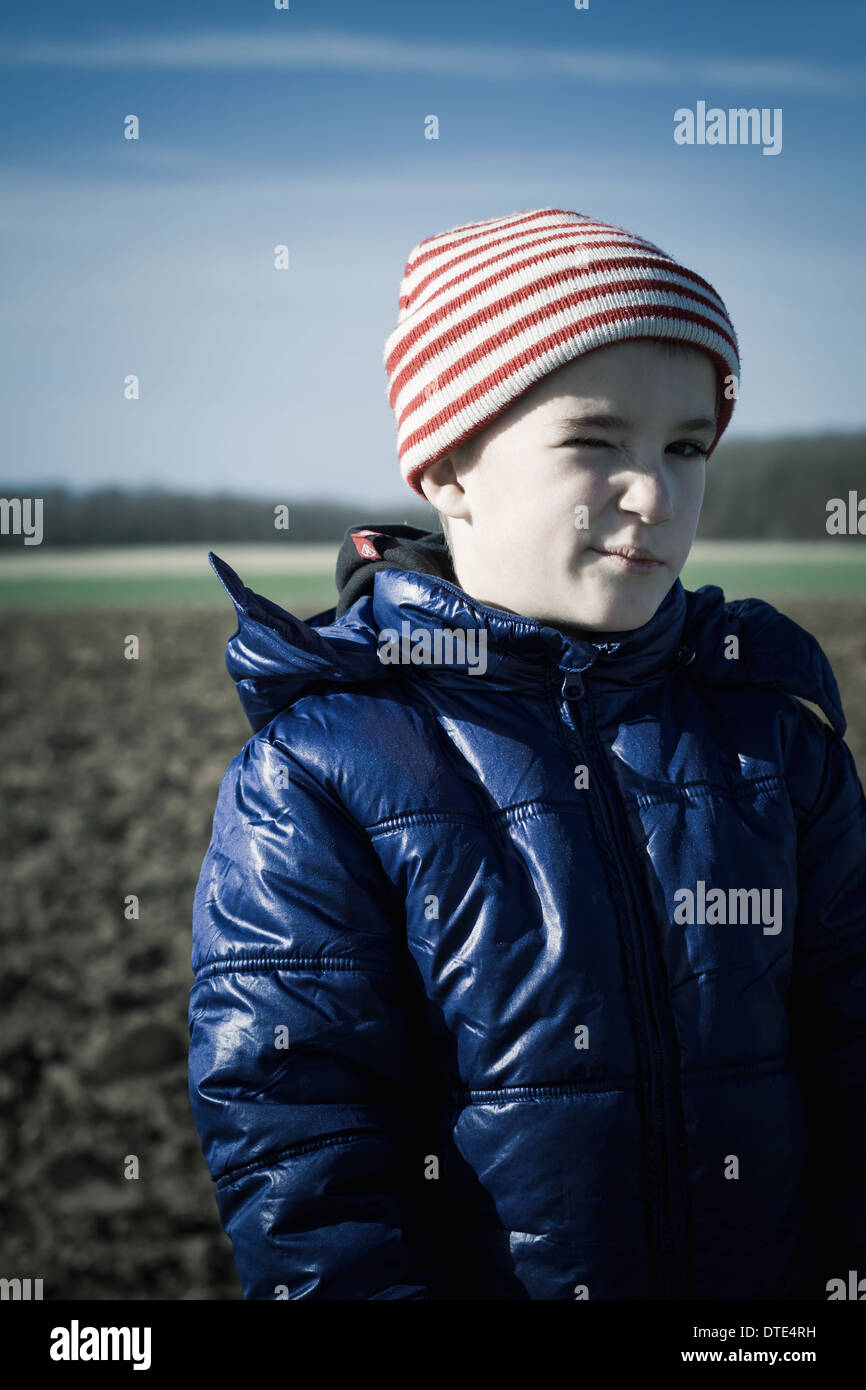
[188,726,439,1299]
[788,712,866,1297]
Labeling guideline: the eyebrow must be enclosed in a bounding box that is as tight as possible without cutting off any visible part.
[551,413,717,433]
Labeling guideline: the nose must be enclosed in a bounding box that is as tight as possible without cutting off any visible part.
[615,457,674,525]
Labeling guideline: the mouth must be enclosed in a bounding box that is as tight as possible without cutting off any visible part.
[589,545,665,573]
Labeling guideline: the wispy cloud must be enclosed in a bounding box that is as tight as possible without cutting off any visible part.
[0,152,674,206]
[0,27,859,97]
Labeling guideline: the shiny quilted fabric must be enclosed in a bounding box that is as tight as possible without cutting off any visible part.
[189,531,866,1300]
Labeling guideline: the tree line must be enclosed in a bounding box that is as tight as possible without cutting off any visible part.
[2,431,863,546]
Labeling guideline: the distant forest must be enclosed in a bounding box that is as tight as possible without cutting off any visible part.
[2,431,864,546]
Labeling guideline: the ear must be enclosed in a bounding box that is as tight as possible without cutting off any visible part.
[419,453,462,515]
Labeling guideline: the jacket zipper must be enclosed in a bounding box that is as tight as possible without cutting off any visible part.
[554,667,690,1299]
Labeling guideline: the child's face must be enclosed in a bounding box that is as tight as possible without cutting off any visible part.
[426,340,718,634]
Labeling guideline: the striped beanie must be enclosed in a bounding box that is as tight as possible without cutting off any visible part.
[383,207,740,498]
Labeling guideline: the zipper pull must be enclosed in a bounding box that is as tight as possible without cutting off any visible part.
[561,672,584,699]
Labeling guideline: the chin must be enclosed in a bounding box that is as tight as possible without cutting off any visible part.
[582,589,661,632]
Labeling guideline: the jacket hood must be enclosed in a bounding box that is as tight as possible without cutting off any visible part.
[207,524,846,739]
[334,523,457,617]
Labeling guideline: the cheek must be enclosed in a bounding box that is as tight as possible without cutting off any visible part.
[686,462,707,500]
[568,468,610,528]
[670,461,703,505]
[687,477,707,522]
[676,483,705,544]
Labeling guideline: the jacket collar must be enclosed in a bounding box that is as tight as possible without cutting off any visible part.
[368,564,689,690]
[207,550,846,738]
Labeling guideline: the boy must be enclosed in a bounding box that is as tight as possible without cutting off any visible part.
[188,207,866,1300]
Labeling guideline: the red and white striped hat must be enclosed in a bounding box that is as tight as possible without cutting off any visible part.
[383,207,740,498]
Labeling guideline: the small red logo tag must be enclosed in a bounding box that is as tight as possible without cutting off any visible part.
[351,529,383,560]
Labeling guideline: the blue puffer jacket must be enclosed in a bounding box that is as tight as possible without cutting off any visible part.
[189,525,866,1301]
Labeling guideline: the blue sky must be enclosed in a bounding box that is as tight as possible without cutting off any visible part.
[1,0,863,508]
